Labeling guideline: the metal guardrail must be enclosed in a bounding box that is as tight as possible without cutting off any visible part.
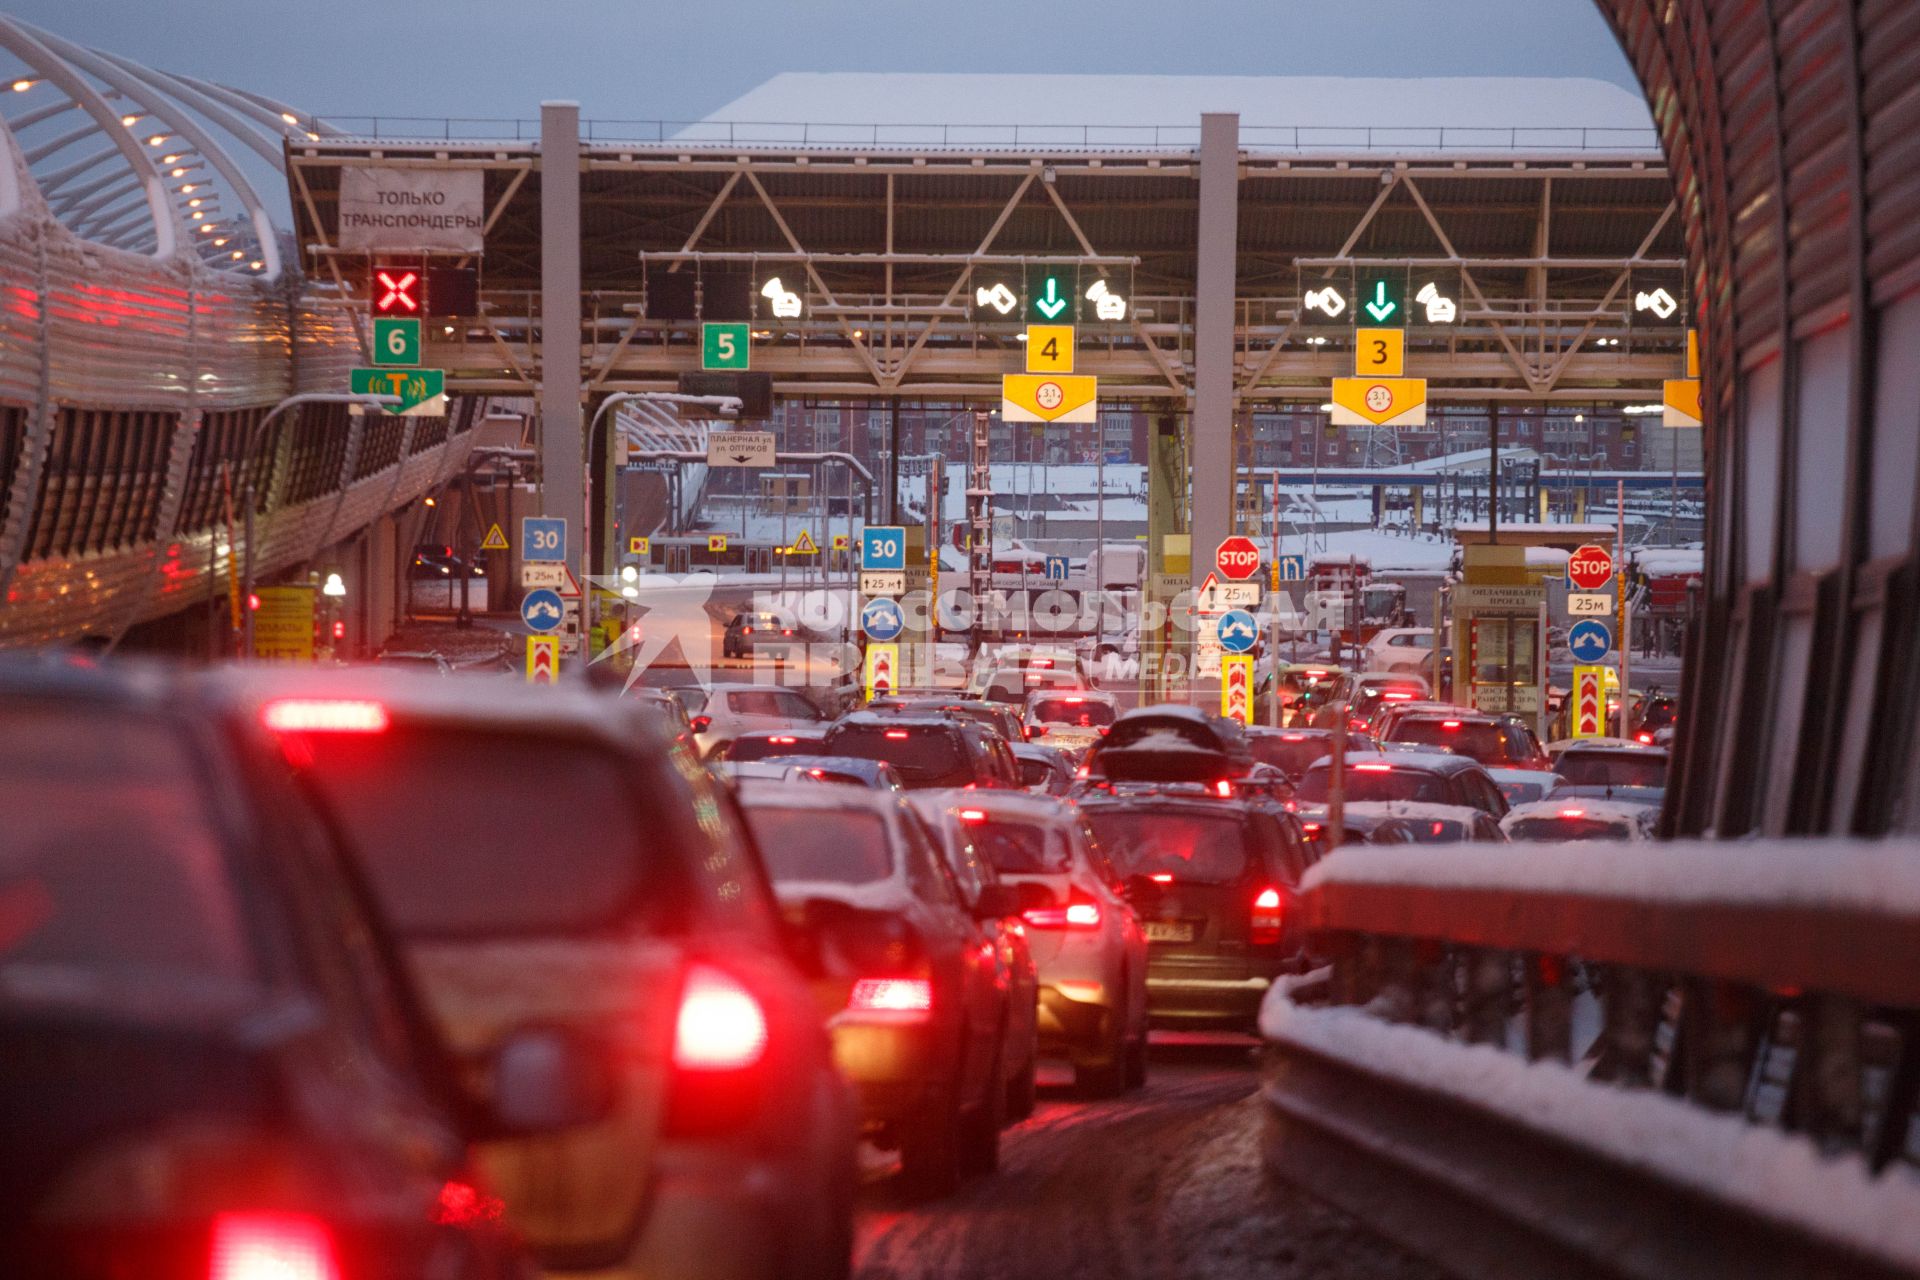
[1261,841,1920,1280]
[312,116,1661,154]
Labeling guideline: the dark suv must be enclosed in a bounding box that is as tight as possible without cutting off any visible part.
[1379,709,1550,769]
[824,712,1019,789]
[1076,794,1312,1031]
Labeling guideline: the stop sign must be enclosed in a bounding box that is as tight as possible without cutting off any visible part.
[1568,543,1615,591]
[1216,536,1261,580]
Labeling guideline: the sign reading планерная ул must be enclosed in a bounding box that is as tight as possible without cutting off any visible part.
[338,168,485,253]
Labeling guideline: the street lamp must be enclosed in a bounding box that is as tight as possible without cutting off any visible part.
[240,392,399,658]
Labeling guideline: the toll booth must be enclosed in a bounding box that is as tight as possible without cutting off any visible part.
[1449,545,1547,734]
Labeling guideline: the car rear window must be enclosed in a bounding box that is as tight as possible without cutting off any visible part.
[1556,753,1667,788]
[722,733,820,762]
[965,818,1070,874]
[742,806,893,884]
[1016,757,1059,789]
[1296,764,1452,805]
[1248,734,1331,777]
[291,727,658,936]
[1391,719,1512,763]
[0,707,258,1007]
[1083,810,1251,884]
[1030,697,1115,728]
[828,724,967,786]
[1506,816,1630,842]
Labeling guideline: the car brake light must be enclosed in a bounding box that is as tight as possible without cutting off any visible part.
[1382,691,1414,701]
[743,626,752,634]
[1636,732,1654,743]
[1252,887,1283,946]
[847,978,933,1014]
[689,715,711,734]
[1281,733,1306,741]
[1442,720,1462,729]
[260,699,388,733]
[770,735,797,744]
[1064,696,1085,703]
[210,1212,341,1280]
[885,729,911,740]
[1024,890,1102,930]
[958,808,987,821]
[1560,807,1586,818]
[1034,659,1053,668]
[1149,873,1173,883]
[807,768,827,778]
[1213,779,1234,798]
[1075,763,1090,778]
[1354,763,1392,772]
[1302,821,1322,835]
[672,965,768,1071]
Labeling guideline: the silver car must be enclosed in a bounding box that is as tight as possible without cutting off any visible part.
[690,683,830,757]
[917,791,1150,1097]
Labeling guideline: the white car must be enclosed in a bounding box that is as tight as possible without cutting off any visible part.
[1022,688,1119,742]
[925,791,1150,1096]
[1362,627,1436,674]
[688,683,830,756]
[968,646,1094,704]
[1500,798,1658,842]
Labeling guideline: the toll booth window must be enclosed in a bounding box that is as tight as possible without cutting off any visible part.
[0,709,258,1008]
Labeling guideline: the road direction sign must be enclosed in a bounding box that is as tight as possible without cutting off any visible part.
[707,534,728,553]
[1044,554,1070,581]
[521,517,566,563]
[1663,378,1702,428]
[526,635,560,684]
[1354,327,1404,377]
[480,523,509,552]
[1568,544,1616,590]
[1196,572,1260,611]
[831,533,849,551]
[521,563,566,589]
[1025,324,1075,373]
[351,367,446,415]
[862,526,906,571]
[860,571,906,596]
[707,430,775,467]
[1568,618,1614,663]
[1217,609,1259,654]
[1330,376,1427,427]
[1568,593,1613,617]
[1572,666,1606,738]
[863,644,898,699]
[1216,536,1261,580]
[1221,654,1255,725]
[629,535,649,556]
[1275,553,1307,582]
[702,321,750,370]
[372,317,421,367]
[520,588,564,633]
[861,597,906,641]
[1362,278,1401,323]
[1001,373,1098,423]
[788,529,819,555]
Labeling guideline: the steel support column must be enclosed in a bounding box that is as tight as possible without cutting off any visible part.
[539,101,585,651]
[1190,113,1240,602]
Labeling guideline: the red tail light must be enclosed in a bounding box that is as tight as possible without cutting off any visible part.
[210,1213,340,1280]
[689,715,711,734]
[885,729,911,740]
[1442,720,1462,729]
[847,978,933,1016]
[742,626,753,635]
[1636,732,1654,743]
[1354,762,1392,772]
[958,808,987,822]
[1560,807,1587,818]
[1251,887,1283,946]
[1063,696,1085,703]
[672,965,768,1071]
[1098,726,1109,736]
[1301,821,1323,836]
[769,735,798,744]
[1212,778,1234,798]
[1148,873,1173,883]
[260,699,388,733]
[1025,890,1101,930]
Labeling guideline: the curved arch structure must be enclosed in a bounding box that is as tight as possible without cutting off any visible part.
[1597,0,1920,837]
[0,22,479,647]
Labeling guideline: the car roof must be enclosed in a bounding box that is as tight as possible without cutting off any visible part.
[1011,742,1071,763]
[1076,792,1254,820]
[911,788,1075,822]
[734,779,910,817]
[775,754,886,775]
[1393,708,1501,724]
[1315,749,1483,774]
[1551,738,1669,757]
[832,710,963,730]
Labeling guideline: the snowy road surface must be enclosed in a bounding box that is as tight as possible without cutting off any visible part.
[852,1040,1442,1280]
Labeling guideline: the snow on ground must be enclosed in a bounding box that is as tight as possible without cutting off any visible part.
[1310,528,1456,572]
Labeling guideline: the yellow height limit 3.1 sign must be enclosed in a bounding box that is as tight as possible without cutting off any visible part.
[1330,377,1427,427]
[1002,373,1098,423]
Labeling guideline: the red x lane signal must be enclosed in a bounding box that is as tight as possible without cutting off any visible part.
[374,269,419,315]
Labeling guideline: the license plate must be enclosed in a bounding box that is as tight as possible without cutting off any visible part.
[1144,921,1194,944]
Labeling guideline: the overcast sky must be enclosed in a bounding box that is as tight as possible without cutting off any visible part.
[11,0,1639,123]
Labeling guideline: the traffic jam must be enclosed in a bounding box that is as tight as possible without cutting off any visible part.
[2,519,1673,1280]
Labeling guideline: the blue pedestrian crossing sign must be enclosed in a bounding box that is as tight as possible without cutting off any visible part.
[861,596,906,642]
[1044,555,1070,581]
[1276,554,1307,582]
[1568,618,1613,663]
[862,526,906,571]
[520,588,564,633]
[1217,609,1259,654]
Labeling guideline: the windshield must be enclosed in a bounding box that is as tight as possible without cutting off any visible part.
[1297,764,1452,804]
[293,727,656,936]
[966,818,1070,874]
[1556,752,1667,788]
[1506,816,1631,842]
[1248,734,1331,778]
[742,806,894,884]
[1391,720,1515,764]
[1030,697,1115,728]
[1083,810,1251,884]
[829,724,968,786]
[0,707,258,1014]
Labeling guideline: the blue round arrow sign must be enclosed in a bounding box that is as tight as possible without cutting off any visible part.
[1567,617,1613,664]
[1216,609,1259,654]
[861,597,905,641]
[520,588,564,634]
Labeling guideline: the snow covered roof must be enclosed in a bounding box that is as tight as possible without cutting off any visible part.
[690,74,1658,154]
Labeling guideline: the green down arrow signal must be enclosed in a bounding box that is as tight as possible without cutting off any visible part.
[1035,277,1068,319]
[1364,280,1397,322]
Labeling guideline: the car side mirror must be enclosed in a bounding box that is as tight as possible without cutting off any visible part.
[486,1027,613,1135]
[972,883,1021,920]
